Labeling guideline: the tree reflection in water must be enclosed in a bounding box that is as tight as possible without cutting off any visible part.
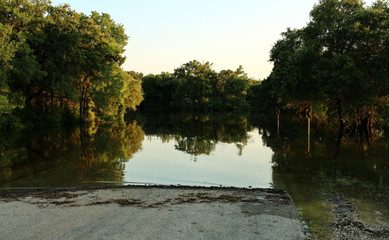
[1,111,388,239]
[0,121,144,187]
[138,112,251,158]
[251,113,389,240]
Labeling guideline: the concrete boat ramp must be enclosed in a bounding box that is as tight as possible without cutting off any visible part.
[0,186,306,240]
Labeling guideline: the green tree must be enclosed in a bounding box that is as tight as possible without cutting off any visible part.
[259,0,388,132]
[1,0,49,107]
[213,66,250,111]
[307,0,388,128]
[1,1,137,126]
[0,23,17,86]
[269,28,324,111]
[72,11,128,122]
[141,72,177,110]
[140,61,254,112]
[172,60,217,110]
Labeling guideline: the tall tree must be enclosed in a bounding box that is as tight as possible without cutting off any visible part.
[213,66,250,110]
[1,0,138,124]
[261,0,388,132]
[172,60,217,110]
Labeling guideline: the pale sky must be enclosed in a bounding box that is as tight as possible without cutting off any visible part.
[50,0,375,80]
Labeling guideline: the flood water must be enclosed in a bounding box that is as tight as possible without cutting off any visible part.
[1,112,388,239]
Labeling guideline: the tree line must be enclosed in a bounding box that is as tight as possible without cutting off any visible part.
[140,60,257,112]
[251,0,388,133]
[0,0,142,128]
[1,0,388,135]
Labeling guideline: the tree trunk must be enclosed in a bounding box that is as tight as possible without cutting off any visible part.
[79,86,85,122]
[333,121,344,158]
[276,108,280,136]
[79,86,88,123]
[336,98,344,129]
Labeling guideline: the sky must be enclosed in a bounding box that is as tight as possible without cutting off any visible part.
[50,0,375,80]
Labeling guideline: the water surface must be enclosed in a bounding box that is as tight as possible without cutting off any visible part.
[0,114,273,188]
[1,112,388,239]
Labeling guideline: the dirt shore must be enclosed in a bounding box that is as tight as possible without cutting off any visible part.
[329,195,389,240]
[0,186,306,240]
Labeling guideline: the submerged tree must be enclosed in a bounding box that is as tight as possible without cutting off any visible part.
[253,0,389,134]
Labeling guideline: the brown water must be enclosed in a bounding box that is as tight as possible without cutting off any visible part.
[0,112,388,239]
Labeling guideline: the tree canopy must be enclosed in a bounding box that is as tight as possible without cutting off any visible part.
[0,0,142,125]
[1,0,388,134]
[251,0,388,130]
[141,60,254,112]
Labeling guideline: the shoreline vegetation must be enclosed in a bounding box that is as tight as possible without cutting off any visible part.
[0,1,388,239]
[1,0,388,141]
[0,0,389,165]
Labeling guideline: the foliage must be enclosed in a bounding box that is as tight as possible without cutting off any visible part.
[141,60,254,112]
[171,60,217,110]
[0,0,142,127]
[0,94,14,114]
[0,120,144,185]
[141,72,176,110]
[0,113,22,131]
[250,0,389,132]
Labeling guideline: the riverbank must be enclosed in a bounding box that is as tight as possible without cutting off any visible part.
[0,186,306,240]
[329,194,389,240]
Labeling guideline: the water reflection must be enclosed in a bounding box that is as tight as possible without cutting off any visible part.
[251,113,389,239]
[0,112,270,188]
[0,121,144,188]
[139,113,251,158]
[121,112,273,187]
[1,112,388,239]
